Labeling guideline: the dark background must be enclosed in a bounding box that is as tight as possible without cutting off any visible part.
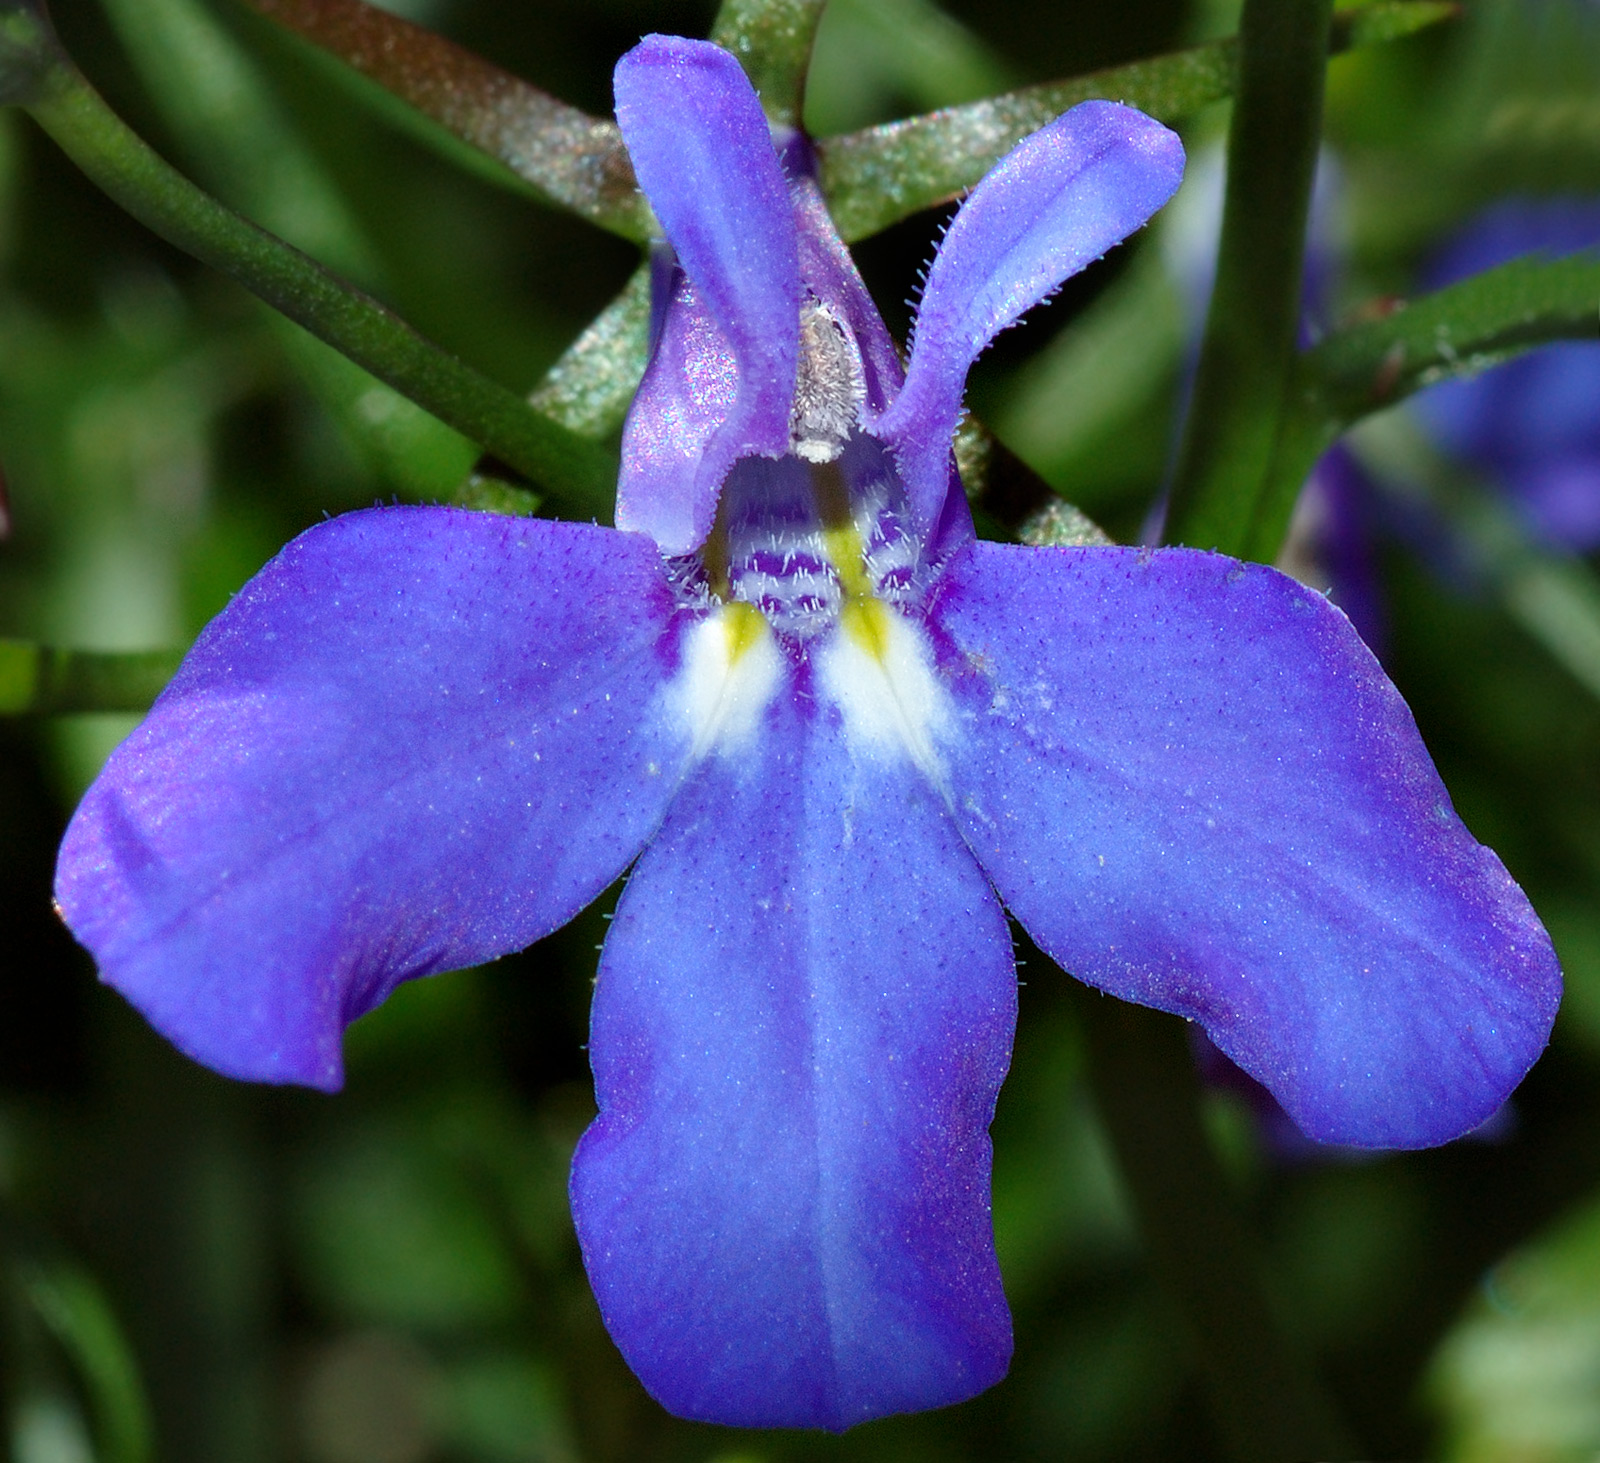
[4,1,1600,1459]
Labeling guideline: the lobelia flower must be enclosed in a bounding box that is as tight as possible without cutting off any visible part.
[1413,198,1600,552]
[55,33,1560,1433]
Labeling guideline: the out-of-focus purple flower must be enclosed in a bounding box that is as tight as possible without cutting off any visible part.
[1415,199,1600,551]
[54,36,1560,1432]
[1281,443,1388,655]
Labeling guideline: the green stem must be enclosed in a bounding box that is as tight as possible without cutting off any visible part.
[236,0,648,240]
[24,68,615,518]
[709,0,828,128]
[1072,991,1359,1461]
[104,0,474,499]
[1164,0,1334,557]
[1076,2,1363,1454]
[0,641,183,716]
[817,1,1454,243]
[1255,254,1600,558]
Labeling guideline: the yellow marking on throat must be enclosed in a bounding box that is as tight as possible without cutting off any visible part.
[721,600,766,666]
[841,597,892,662]
[823,521,891,663]
[822,523,873,600]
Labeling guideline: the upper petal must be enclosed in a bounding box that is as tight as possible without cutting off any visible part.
[879,102,1184,536]
[55,508,696,1090]
[614,36,800,553]
[616,270,742,550]
[931,542,1560,1148]
[571,666,1015,1429]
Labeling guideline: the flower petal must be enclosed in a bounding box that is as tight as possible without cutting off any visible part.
[571,679,1015,1429]
[614,36,800,553]
[880,102,1184,535]
[932,542,1560,1148]
[55,508,695,1091]
[616,272,743,550]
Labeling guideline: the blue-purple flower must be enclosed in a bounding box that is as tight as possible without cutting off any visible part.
[1415,198,1600,550]
[55,35,1559,1432]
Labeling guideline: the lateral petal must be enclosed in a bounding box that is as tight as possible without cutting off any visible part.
[614,36,800,553]
[571,678,1015,1429]
[55,508,695,1090]
[880,102,1184,535]
[932,542,1560,1148]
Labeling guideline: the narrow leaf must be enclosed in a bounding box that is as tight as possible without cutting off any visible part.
[710,0,828,128]
[527,261,652,439]
[16,1256,154,1463]
[1305,254,1600,422]
[818,1,1457,242]
[0,641,183,715]
[1251,254,1600,558]
[26,69,616,516]
[237,0,648,240]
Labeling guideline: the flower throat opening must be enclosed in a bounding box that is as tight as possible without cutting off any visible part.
[671,300,923,645]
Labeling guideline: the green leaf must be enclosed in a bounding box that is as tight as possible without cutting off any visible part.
[1339,0,1458,47]
[103,0,474,500]
[817,1,1457,242]
[1307,254,1600,422]
[14,1255,154,1463]
[25,70,616,517]
[1430,1187,1600,1461]
[955,420,1103,543]
[0,640,183,715]
[805,0,1013,136]
[527,262,652,440]
[111,0,376,276]
[235,0,648,241]
[449,473,541,518]
[1251,253,1600,560]
[292,1122,525,1330]
[990,247,1185,483]
[710,0,828,129]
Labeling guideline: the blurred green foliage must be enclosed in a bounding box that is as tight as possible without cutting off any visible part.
[4,0,1600,1459]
